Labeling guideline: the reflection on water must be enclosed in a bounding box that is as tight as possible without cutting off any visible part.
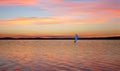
[0,40,120,71]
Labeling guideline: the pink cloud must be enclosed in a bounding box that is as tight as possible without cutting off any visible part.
[0,0,38,5]
[1,0,119,16]
[0,0,119,25]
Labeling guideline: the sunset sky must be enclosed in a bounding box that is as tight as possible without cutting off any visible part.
[0,0,120,38]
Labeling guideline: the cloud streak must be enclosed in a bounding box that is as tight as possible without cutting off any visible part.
[0,16,110,25]
[0,0,38,5]
[1,0,119,14]
[0,0,119,25]
[0,17,60,25]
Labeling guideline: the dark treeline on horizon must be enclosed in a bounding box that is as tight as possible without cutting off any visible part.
[0,36,120,40]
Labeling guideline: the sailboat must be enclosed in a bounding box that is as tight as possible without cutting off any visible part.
[74,34,78,43]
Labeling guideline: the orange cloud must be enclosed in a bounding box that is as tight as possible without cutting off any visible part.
[0,0,37,5]
[0,17,60,25]
[1,17,58,25]
[0,15,113,25]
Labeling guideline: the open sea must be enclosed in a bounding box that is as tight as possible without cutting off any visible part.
[0,40,120,71]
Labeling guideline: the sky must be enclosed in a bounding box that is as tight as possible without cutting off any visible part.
[0,0,120,38]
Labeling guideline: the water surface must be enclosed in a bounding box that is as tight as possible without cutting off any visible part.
[0,40,120,71]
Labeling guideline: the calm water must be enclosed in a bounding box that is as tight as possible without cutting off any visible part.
[0,40,120,71]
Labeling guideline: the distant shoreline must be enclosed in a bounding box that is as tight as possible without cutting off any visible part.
[0,37,120,40]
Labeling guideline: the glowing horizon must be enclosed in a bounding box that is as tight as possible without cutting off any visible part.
[0,0,120,38]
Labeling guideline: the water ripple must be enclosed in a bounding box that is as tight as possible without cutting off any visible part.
[0,40,120,71]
